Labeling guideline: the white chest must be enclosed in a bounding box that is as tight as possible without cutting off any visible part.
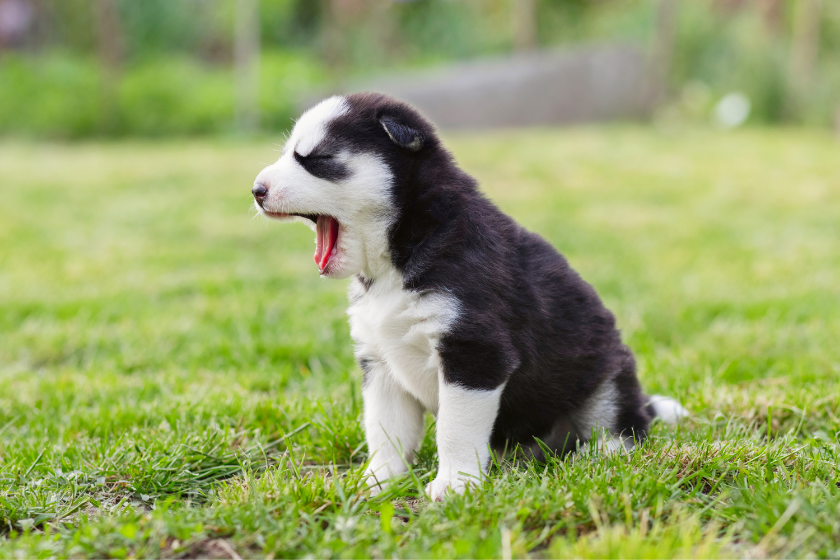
[347,273,458,412]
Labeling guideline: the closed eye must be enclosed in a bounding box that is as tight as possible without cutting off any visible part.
[293,150,350,181]
[294,151,333,160]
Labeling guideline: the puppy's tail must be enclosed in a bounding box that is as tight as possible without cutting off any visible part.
[646,395,689,425]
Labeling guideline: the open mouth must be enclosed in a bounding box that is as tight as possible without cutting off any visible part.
[264,211,340,274]
[313,215,340,274]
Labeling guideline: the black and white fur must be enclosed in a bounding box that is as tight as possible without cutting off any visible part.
[252,93,687,500]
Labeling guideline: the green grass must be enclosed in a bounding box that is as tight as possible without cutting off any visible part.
[0,127,838,558]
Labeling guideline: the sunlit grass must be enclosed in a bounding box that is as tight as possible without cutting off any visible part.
[1,127,838,558]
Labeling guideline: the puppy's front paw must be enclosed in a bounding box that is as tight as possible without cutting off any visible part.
[425,472,478,501]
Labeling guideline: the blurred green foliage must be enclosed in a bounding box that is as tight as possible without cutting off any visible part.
[0,0,838,137]
[670,1,840,126]
[0,50,324,138]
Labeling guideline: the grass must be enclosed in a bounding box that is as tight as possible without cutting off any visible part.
[0,126,838,558]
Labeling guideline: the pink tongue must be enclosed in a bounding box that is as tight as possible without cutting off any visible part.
[314,216,339,273]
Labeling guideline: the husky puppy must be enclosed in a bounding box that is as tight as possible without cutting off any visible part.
[252,93,687,500]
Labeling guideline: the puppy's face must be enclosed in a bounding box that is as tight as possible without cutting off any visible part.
[253,94,427,279]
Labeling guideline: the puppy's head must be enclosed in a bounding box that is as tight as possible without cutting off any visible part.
[253,93,437,279]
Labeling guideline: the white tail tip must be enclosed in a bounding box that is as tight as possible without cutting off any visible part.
[649,395,689,424]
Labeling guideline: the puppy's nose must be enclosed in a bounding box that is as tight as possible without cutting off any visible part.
[252,182,268,207]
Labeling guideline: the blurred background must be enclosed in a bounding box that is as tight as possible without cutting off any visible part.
[0,0,838,138]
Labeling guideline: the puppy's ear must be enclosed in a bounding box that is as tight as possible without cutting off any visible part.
[380,115,424,152]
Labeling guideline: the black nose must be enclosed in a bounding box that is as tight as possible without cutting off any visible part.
[252,182,268,207]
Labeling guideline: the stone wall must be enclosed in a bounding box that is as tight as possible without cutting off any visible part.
[340,44,654,129]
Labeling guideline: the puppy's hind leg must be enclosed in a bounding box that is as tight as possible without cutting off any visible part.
[362,360,425,494]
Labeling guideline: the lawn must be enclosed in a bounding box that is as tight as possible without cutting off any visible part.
[1,127,839,559]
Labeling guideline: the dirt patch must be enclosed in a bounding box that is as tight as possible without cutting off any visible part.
[181,538,242,559]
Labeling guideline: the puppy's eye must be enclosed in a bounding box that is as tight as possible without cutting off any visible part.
[294,151,333,160]
[293,150,349,181]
